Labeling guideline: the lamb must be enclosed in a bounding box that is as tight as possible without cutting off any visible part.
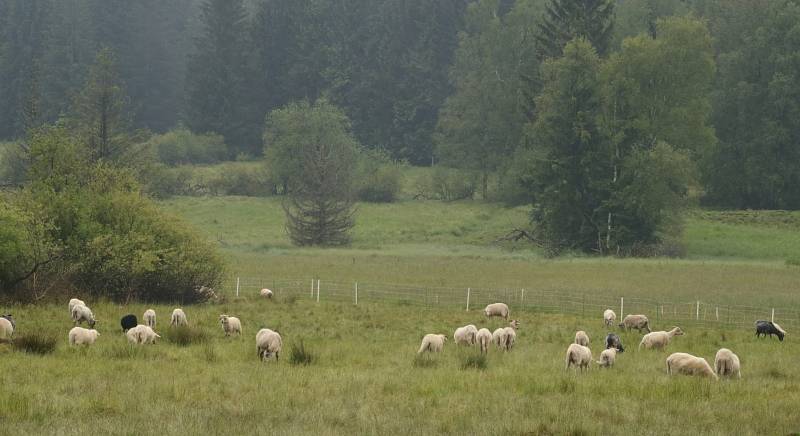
[126,325,161,345]
[666,352,718,380]
[0,317,13,341]
[619,314,651,333]
[417,334,447,354]
[256,328,282,361]
[71,304,96,328]
[714,348,741,379]
[120,314,137,332]
[68,327,100,346]
[639,327,684,351]
[1,314,15,331]
[565,343,592,371]
[755,320,786,341]
[454,324,478,346]
[484,303,509,320]
[260,288,273,299]
[143,309,156,328]
[575,330,590,347]
[68,298,86,315]
[170,308,188,327]
[604,333,625,352]
[603,309,616,327]
[219,314,242,336]
[597,348,617,368]
[476,328,492,354]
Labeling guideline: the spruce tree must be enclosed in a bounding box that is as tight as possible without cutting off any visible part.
[536,0,615,58]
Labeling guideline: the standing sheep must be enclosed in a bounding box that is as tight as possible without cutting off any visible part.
[619,314,651,333]
[597,348,617,368]
[575,330,590,347]
[219,315,242,336]
[502,321,520,351]
[639,327,684,351]
[604,333,625,352]
[68,298,86,315]
[714,348,741,379]
[565,343,592,371]
[454,325,478,346]
[755,320,786,341]
[492,328,507,349]
[68,327,100,346]
[120,314,138,332]
[71,304,96,328]
[256,328,282,361]
[1,314,15,331]
[484,303,509,320]
[603,309,616,327]
[170,308,188,327]
[260,288,273,299]
[143,309,156,329]
[126,325,161,344]
[0,317,13,341]
[476,328,492,354]
[417,334,447,354]
[666,352,718,380]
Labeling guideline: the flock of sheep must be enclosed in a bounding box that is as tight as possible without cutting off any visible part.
[417,304,787,380]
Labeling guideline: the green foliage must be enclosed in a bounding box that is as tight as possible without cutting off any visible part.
[0,197,58,295]
[536,0,615,58]
[459,353,488,370]
[163,326,209,347]
[11,332,57,355]
[146,128,228,166]
[0,141,27,184]
[354,149,403,203]
[288,340,315,366]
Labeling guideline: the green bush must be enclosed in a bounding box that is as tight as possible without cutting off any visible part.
[206,164,274,197]
[143,164,196,198]
[415,167,476,201]
[0,141,27,184]
[146,127,228,166]
[355,149,403,203]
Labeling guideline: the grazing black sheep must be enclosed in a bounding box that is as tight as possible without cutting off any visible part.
[1,314,15,331]
[755,320,785,341]
[120,314,138,333]
[605,333,625,352]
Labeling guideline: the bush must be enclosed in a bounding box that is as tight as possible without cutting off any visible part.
[146,127,228,166]
[206,164,274,197]
[289,340,315,366]
[415,167,476,201]
[143,164,196,198]
[0,141,27,184]
[163,326,209,346]
[12,333,57,355]
[355,149,403,203]
[460,353,487,370]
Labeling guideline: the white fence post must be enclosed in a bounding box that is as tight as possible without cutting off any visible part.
[311,279,314,298]
[236,277,240,298]
[716,307,719,321]
[521,288,525,304]
[771,308,775,322]
[466,288,471,311]
[620,297,624,317]
[355,282,358,305]
[696,301,700,320]
[316,279,320,303]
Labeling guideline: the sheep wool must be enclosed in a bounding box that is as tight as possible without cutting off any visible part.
[220,315,242,336]
[619,314,651,333]
[68,327,100,346]
[492,328,507,349]
[597,348,617,368]
[256,328,282,361]
[417,334,447,354]
[714,348,741,379]
[71,304,96,328]
[454,325,477,346]
[68,298,86,315]
[171,308,188,327]
[575,330,590,347]
[639,327,684,351]
[0,317,13,340]
[484,303,509,319]
[260,288,273,299]
[666,353,718,380]
[476,328,492,354]
[565,343,592,371]
[603,309,616,327]
[143,309,156,328]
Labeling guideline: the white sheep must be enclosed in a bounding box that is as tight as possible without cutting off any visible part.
[484,303,509,319]
[220,314,242,336]
[417,334,447,354]
[126,325,161,345]
[0,317,13,341]
[260,288,273,299]
[603,309,616,327]
[639,327,684,351]
[565,343,592,371]
[68,298,86,315]
[714,348,741,379]
[170,308,188,327]
[476,328,492,354]
[503,326,517,351]
[454,324,478,346]
[71,304,96,328]
[597,348,617,368]
[143,309,156,329]
[256,328,282,361]
[68,327,100,346]
[492,328,507,349]
[575,330,590,346]
[619,314,651,333]
[666,352,717,380]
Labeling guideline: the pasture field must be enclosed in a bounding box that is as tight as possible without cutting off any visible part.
[1,298,799,435]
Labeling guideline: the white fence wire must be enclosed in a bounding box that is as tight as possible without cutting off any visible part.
[227,276,800,331]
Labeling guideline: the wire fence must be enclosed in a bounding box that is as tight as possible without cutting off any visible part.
[226,276,800,331]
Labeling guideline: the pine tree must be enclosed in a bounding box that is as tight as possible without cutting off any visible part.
[536,0,615,58]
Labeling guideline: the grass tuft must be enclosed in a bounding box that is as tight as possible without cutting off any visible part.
[459,353,487,370]
[412,353,438,368]
[163,325,209,346]
[289,340,315,366]
[12,333,57,355]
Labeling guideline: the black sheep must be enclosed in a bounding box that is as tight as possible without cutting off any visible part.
[120,314,138,332]
[605,333,625,352]
[755,320,785,341]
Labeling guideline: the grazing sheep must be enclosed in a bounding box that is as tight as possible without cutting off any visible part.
[484,303,510,320]
[755,320,786,341]
[126,325,161,345]
[260,288,273,299]
[1,314,15,331]
[143,309,156,329]
[603,309,616,327]
[619,314,651,333]
[219,315,242,336]
[565,343,592,371]
[503,326,517,351]
[666,352,718,380]
[71,304,96,328]
[68,327,100,346]
[575,330,590,347]
[492,320,519,351]
[170,308,188,327]
[597,348,617,368]
[120,314,137,332]
[604,333,625,353]
[256,328,282,361]
[639,327,684,351]
[0,317,13,341]
[454,324,478,346]
[68,298,86,315]
[417,334,447,354]
[476,328,492,354]
[714,348,741,379]
[492,328,507,349]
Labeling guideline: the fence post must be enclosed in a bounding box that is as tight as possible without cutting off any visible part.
[696,301,700,320]
[311,279,314,298]
[521,288,525,305]
[236,277,240,298]
[716,307,719,321]
[355,282,358,305]
[466,288,471,311]
[316,279,320,303]
[620,297,624,317]
[771,308,774,323]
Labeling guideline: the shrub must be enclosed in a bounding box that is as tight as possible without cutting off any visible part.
[415,167,476,201]
[147,127,228,166]
[206,164,274,197]
[143,164,196,198]
[460,353,487,370]
[12,333,57,355]
[0,141,27,184]
[355,149,403,203]
[289,340,315,366]
[163,326,209,346]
